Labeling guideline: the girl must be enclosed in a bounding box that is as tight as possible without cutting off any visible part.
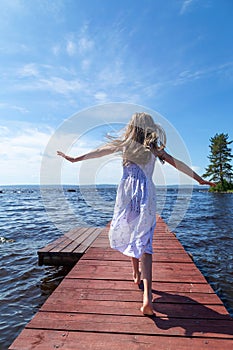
[57,112,215,316]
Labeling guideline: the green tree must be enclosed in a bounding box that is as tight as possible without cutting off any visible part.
[203,133,233,191]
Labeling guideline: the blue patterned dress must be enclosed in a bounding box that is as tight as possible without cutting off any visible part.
[109,153,157,259]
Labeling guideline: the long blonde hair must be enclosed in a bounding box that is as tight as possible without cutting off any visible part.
[109,112,166,165]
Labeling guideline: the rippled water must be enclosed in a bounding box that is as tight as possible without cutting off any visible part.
[0,185,232,349]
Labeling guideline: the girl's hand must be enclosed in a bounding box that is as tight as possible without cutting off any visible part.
[199,179,216,187]
[57,151,76,162]
[57,151,66,158]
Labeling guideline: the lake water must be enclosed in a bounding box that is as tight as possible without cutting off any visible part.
[0,185,233,349]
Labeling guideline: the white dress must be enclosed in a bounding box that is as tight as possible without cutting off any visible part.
[109,153,157,259]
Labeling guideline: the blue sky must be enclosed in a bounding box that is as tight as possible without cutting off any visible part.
[0,0,233,185]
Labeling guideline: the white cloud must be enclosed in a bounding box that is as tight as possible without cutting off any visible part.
[0,124,54,184]
[11,62,88,97]
[0,125,9,135]
[0,102,29,114]
[94,92,108,104]
[52,44,61,56]
[12,55,233,105]
[78,36,94,54]
[16,74,84,96]
[0,42,29,55]
[51,26,94,58]
[17,63,39,78]
[66,39,76,56]
[159,60,233,92]
[180,0,195,15]
[81,59,91,71]
[77,23,94,54]
[98,61,125,87]
[38,77,83,95]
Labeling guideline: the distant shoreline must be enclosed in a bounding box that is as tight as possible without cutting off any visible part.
[0,184,208,188]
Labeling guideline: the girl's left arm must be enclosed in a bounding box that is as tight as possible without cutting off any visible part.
[57,144,120,163]
[154,149,215,186]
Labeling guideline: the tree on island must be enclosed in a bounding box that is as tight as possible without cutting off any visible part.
[203,133,233,192]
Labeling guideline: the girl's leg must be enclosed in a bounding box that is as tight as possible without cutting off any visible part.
[131,257,141,284]
[140,253,154,315]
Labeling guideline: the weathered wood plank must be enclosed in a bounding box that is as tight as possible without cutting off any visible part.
[38,227,87,253]
[37,227,103,266]
[49,227,97,253]
[83,248,193,262]
[9,329,233,350]
[73,228,103,253]
[38,236,67,253]
[58,228,95,253]
[59,227,100,254]
[55,278,216,294]
[45,288,223,305]
[26,312,233,339]
[39,297,231,319]
[67,261,208,283]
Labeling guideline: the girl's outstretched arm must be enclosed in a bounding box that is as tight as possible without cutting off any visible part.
[57,144,120,163]
[154,149,215,186]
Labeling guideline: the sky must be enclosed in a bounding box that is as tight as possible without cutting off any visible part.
[0,0,233,186]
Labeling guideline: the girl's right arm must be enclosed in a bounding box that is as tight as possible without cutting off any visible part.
[57,144,121,163]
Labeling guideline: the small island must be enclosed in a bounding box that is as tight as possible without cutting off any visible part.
[203,133,233,193]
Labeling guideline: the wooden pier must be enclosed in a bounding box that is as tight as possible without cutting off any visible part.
[38,227,103,266]
[9,216,233,349]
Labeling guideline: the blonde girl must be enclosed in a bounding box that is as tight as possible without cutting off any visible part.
[57,112,214,316]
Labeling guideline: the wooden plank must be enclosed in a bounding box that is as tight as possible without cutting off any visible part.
[55,278,216,294]
[83,248,193,262]
[73,228,103,253]
[49,227,95,253]
[39,297,230,319]
[38,227,86,253]
[38,236,67,253]
[59,227,99,253]
[46,287,222,305]
[67,261,208,283]
[38,227,103,266]
[9,329,233,350]
[55,228,90,252]
[38,227,94,255]
[26,312,233,339]
[58,238,87,253]
[73,259,198,269]
[154,241,185,249]
[90,241,186,250]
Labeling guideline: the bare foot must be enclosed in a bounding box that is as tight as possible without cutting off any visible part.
[140,291,154,316]
[133,271,141,284]
[140,304,154,316]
